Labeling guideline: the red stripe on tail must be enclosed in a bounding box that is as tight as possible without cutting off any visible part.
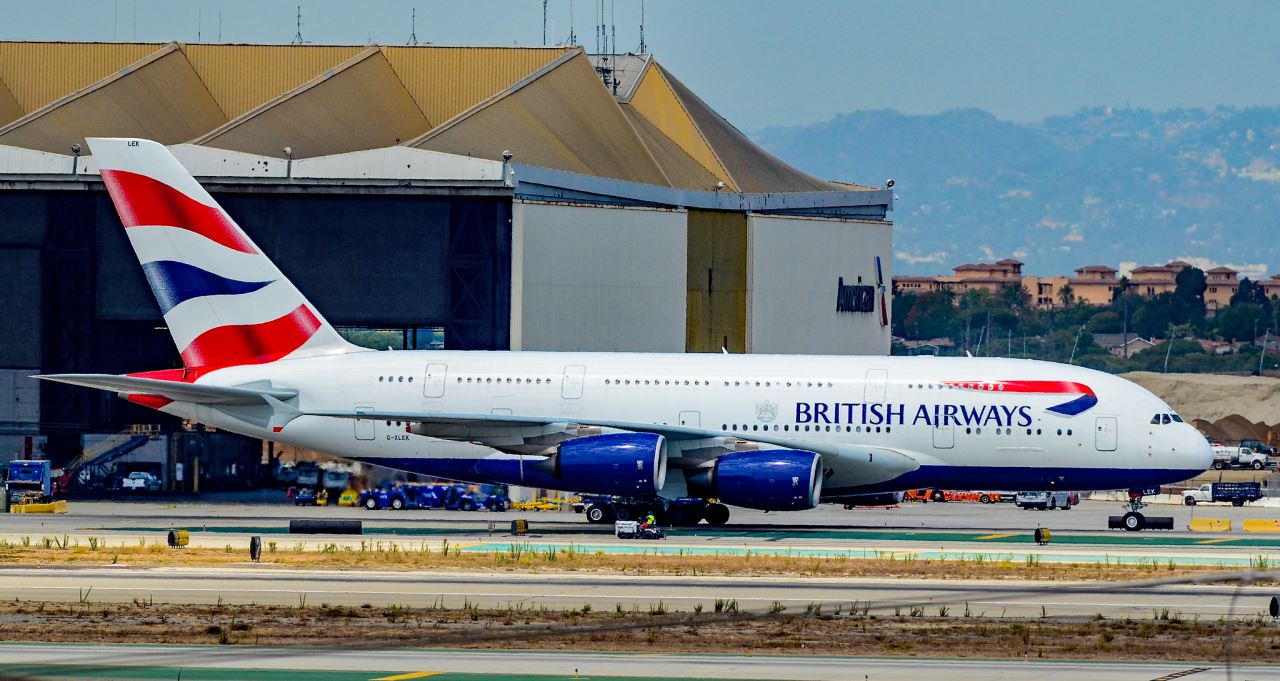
[100,169,256,254]
[179,305,322,368]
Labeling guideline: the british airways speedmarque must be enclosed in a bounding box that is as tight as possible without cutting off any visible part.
[40,139,1213,528]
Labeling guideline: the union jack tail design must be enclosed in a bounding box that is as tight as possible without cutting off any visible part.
[88,138,356,369]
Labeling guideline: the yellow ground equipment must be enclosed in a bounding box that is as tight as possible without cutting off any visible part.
[336,488,359,507]
[167,529,189,548]
[8,500,68,514]
[1189,518,1232,532]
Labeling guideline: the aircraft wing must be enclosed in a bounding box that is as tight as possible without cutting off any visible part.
[305,408,920,485]
[35,374,298,406]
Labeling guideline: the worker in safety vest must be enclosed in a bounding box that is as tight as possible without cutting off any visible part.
[642,511,657,529]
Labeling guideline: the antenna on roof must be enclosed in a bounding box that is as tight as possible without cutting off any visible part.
[218,10,222,42]
[291,4,304,45]
[637,0,646,54]
[566,0,577,45]
[542,0,548,46]
[407,7,419,46]
[197,7,202,42]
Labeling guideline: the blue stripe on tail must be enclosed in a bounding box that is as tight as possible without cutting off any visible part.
[141,260,274,314]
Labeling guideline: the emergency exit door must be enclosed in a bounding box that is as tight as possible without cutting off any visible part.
[354,406,376,441]
[1095,416,1118,451]
[864,369,888,403]
[423,363,448,398]
[932,423,954,449]
[562,365,586,399]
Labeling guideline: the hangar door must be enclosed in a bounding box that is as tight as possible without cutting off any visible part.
[1095,416,1118,451]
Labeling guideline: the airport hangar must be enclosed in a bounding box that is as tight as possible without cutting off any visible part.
[0,41,893,487]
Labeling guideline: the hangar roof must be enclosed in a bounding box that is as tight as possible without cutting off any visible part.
[0,41,871,195]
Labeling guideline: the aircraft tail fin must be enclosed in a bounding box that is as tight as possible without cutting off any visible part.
[87,138,359,368]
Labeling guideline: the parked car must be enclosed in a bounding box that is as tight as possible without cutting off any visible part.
[120,471,161,492]
[293,487,329,506]
[1239,439,1277,456]
[1014,490,1074,510]
[1182,482,1263,507]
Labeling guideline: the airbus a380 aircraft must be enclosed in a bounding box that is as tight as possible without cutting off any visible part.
[41,139,1212,527]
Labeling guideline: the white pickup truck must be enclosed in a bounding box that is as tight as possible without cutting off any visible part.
[1211,445,1271,471]
[120,471,161,491]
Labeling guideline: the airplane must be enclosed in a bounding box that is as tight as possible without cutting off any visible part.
[39,138,1213,529]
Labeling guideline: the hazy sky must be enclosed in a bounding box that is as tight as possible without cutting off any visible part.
[4,0,1280,131]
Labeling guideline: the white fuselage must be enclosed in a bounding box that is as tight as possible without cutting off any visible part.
[158,351,1212,498]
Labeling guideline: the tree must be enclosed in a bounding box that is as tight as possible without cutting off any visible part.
[1086,310,1122,333]
[1057,284,1076,308]
[1173,266,1207,325]
[1133,292,1179,339]
[1216,303,1267,342]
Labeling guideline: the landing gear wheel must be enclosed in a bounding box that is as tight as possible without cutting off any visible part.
[703,503,730,526]
[585,504,612,524]
[1122,511,1145,532]
[614,506,633,522]
[930,490,945,503]
[390,497,405,510]
[364,496,379,510]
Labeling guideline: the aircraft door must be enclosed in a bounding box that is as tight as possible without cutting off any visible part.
[562,365,586,399]
[423,363,448,398]
[354,406,376,441]
[679,410,701,428]
[864,369,888,403]
[932,423,954,449]
[1095,416,1118,451]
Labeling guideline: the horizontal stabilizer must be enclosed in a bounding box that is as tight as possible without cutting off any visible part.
[35,374,297,405]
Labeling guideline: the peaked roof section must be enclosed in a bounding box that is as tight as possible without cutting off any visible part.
[0,43,227,154]
[382,46,571,129]
[194,47,430,159]
[0,79,21,126]
[620,106,721,190]
[409,49,670,187]
[0,42,162,113]
[183,44,363,119]
[622,59,735,190]
[659,64,838,193]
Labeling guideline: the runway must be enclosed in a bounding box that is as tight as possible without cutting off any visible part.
[0,644,1274,680]
[2,565,1274,619]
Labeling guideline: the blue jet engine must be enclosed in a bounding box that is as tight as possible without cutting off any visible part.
[537,432,667,496]
[689,450,822,511]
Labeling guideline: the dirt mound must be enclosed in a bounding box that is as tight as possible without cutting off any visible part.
[1122,371,1280,424]
[1191,415,1273,443]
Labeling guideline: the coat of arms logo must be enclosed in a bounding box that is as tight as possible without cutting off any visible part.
[755,400,779,423]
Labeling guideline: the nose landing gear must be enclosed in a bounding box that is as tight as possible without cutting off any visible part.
[1121,490,1148,531]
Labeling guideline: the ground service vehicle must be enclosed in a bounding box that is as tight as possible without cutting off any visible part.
[580,495,728,526]
[615,520,665,540]
[359,484,436,510]
[1015,490,1073,510]
[1211,446,1271,470]
[292,488,328,506]
[42,138,1213,530]
[1182,482,1263,506]
[4,460,52,505]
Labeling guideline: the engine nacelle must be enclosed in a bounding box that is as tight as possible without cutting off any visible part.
[830,492,905,507]
[691,450,822,511]
[539,432,667,496]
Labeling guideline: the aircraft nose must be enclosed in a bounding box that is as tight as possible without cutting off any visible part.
[1186,429,1213,472]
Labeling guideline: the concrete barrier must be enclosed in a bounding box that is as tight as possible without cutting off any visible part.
[8,500,68,514]
[1189,517,1232,532]
[289,519,362,535]
[1243,519,1280,533]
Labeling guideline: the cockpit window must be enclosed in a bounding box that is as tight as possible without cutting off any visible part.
[1171,414,1184,423]
[1161,414,1171,425]
[1150,414,1161,424]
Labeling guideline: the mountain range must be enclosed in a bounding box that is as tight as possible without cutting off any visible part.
[754,107,1280,278]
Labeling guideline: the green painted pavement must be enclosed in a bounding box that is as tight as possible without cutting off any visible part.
[6,664,747,681]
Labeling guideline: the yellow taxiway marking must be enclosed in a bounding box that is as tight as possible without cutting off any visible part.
[371,672,442,680]
[975,533,1018,540]
[1196,538,1239,545]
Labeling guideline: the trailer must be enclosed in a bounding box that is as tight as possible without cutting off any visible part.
[579,495,729,526]
[5,460,52,506]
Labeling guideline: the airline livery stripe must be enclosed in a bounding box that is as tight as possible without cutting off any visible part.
[141,260,274,314]
[125,227,274,281]
[179,304,321,368]
[100,169,257,254]
[942,380,1095,397]
[163,280,304,350]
